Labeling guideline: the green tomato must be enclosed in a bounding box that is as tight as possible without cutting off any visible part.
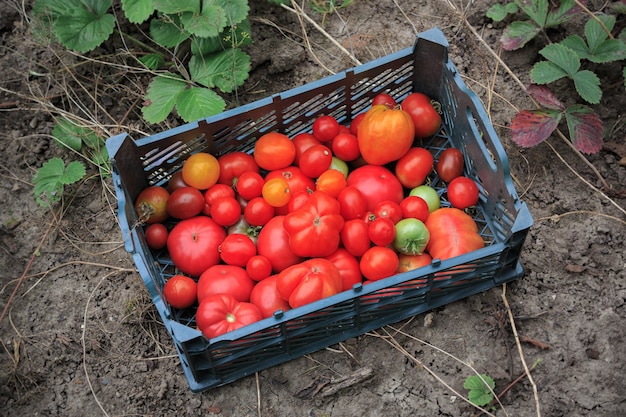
[409,185,440,213]
[393,218,430,255]
[329,156,349,178]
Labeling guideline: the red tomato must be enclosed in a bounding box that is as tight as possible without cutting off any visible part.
[134,186,170,224]
[340,219,371,257]
[217,151,259,186]
[331,132,360,162]
[368,217,396,246]
[292,132,321,165]
[436,148,464,183]
[196,293,263,339]
[346,165,404,212]
[167,216,226,276]
[397,253,432,273]
[210,196,242,227]
[357,104,415,165]
[242,196,274,226]
[395,147,434,188]
[337,186,367,220]
[204,183,236,211]
[298,144,333,178]
[246,255,273,282]
[257,216,304,273]
[197,264,255,303]
[249,275,291,318]
[219,233,257,267]
[374,200,403,224]
[409,185,441,213]
[265,166,316,212]
[287,190,312,212]
[254,132,296,171]
[349,112,366,136]
[163,275,197,309]
[401,92,442,138]
[145,223,168,250]
[312,115,340,142]
[167,171,189,193]
[447,176,479,209]
[360,246,399,281]
[283,191,345,258]
[235,171,264,201]
[400,195,430,222]
[425,208,484,260]
[372,93,397,108]
[325,248,362,291]
[276,258,342,308]
[166,186,205,219]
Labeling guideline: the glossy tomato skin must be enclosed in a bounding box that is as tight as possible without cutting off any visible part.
[235,171,264,201]
[325,248,362,291]
[393,218,430,256]
[360,246,399,281]
[368,217,396,246]
[447,176,479,209]
[167,171,189,193]
[182,152,220,190]
[401,92,442,138]
[346,165,404,212]
[397,253,432,273]
[425,208,484,260]
[167,216,226,276]
[395,147,434,188]
[163,275,197,309]
[204,183,236,216]
[217,151,259,186]
[145,223,168,250]
[292,132,321,165]
[337,186,368,220]
[400,195,430,222]
[340,219,371,257]
[135,186,170,224]
[167,186,205,219]
[246,255,273,281]
[374,200,403,224]
[209,196,241,227]
[249,275,291,318]
[276,258,342,308]
[409,185,441,213]
[196,293,263,339]
[372,93,397,108]
[197,264,255,303]
[315,169,347,198]
[436,148,464,183]
[219,233,256,267]
[331,133,360,162]
[265,166,316,211]
[312,115,340,142]
[357,104,415,165]
[254,132,296,171]
[349,112,366,136]
[243,196,275,226]
[257,216,304,273]
[298,144,333,178]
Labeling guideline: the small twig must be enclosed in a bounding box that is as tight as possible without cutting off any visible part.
[573,0,614,39]
[501,284,542,417]
[535,210,626,226]
[256,372,262,417]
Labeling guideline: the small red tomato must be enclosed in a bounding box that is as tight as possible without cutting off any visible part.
[340,219,371,257]
[436,148,464,183]
[217,151,259,186]
[210,196,242,227]
[145,223,168,250]
[167,186,205,219]
[374,200,403,224]
[368,217,396,246]
[246,255,273,282]
[167,171,189,193]
[331,132,360,162]
[337,186,368,220]
[249,275,291,318]
[359,246,399,281]
[243,196,275,226]
[292,132,321,166]
[298,144,333,178]
[235,171,265,201]
[134,186,170,224]
[401,92,442,138]
[312,115,340,142]
[400,196,430,222]
[372,93,397,108]
[447,176,480,209]
[395,147,434,189]
[219,233,257,267]
[349,113,366,136]
[204,183,236,215]
[163,275,197,309]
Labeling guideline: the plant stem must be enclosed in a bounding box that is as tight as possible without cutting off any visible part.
[573,0,614,39]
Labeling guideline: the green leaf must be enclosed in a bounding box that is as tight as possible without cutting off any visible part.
[572,70,602,104]
[149,14,190,48]
[121,0,154,24]
[142,73,187,123]
[190,18,253,55]
[585,14,615,52]
[588,39,626,63]
[545,0,577,27]
[517,0,548,27]
[538,43,580,75]
[501,20,541,50]
[153,0,199,14]
[54,0,115,52]
[33,158,86,206]
[181,6,225,38]
[530,61,569,84]
[138,53,166,70]
[217,0,249,25]
[189,49,250,93]
[175,87,226,122]
[487,4,509,21]
[510,109,562,148]
[559,35,591,60]
[52,118,102,151]
[565,105,604,154]
[463,374,496,407]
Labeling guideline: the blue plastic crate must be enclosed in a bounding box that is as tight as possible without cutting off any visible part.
[106,27,533,392]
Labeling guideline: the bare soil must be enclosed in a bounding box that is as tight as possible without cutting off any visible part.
[1,1,625,417]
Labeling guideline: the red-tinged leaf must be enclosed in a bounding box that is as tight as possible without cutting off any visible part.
[565,105,604,154]
[510,109,561,148]
[501,21,541,50]
[526,84,565,111]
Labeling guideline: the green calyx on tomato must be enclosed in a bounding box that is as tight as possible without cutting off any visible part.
[393,218,430,256]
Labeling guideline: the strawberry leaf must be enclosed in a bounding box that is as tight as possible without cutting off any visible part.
[54,0,114,52]
[121,0,154,24]
[501,21,541,50]
[538,43,580,75]
[526,84,565,110]
[142,73,187,124]
[510,109,562,148]
[175,87,226,122]
[572,70,601,104]
[189,49,250,93]
[565,105,604,154]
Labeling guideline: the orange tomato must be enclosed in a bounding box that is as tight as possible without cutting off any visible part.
[357,104,415,166]
[315,169,347,198]
[254,132,296,171]
[182,152,220,190]
[262,177,291,207]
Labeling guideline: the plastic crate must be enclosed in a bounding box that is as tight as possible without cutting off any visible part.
[106,27,533,393]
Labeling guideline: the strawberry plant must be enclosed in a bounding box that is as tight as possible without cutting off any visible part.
[463,373,496,407]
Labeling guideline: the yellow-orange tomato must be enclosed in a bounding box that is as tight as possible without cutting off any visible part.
[253,132,296,171]
[357,104,415,165]
[396,253,432,273]
[182,153,220,190]
[315,169,347,198]
[262,177,291,207]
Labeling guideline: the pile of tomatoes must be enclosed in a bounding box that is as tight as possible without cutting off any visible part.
[134,92,484,339]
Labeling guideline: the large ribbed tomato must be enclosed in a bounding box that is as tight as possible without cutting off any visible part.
[357,104,415,165]
[276,258,342,308]
[425,208,484,260]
